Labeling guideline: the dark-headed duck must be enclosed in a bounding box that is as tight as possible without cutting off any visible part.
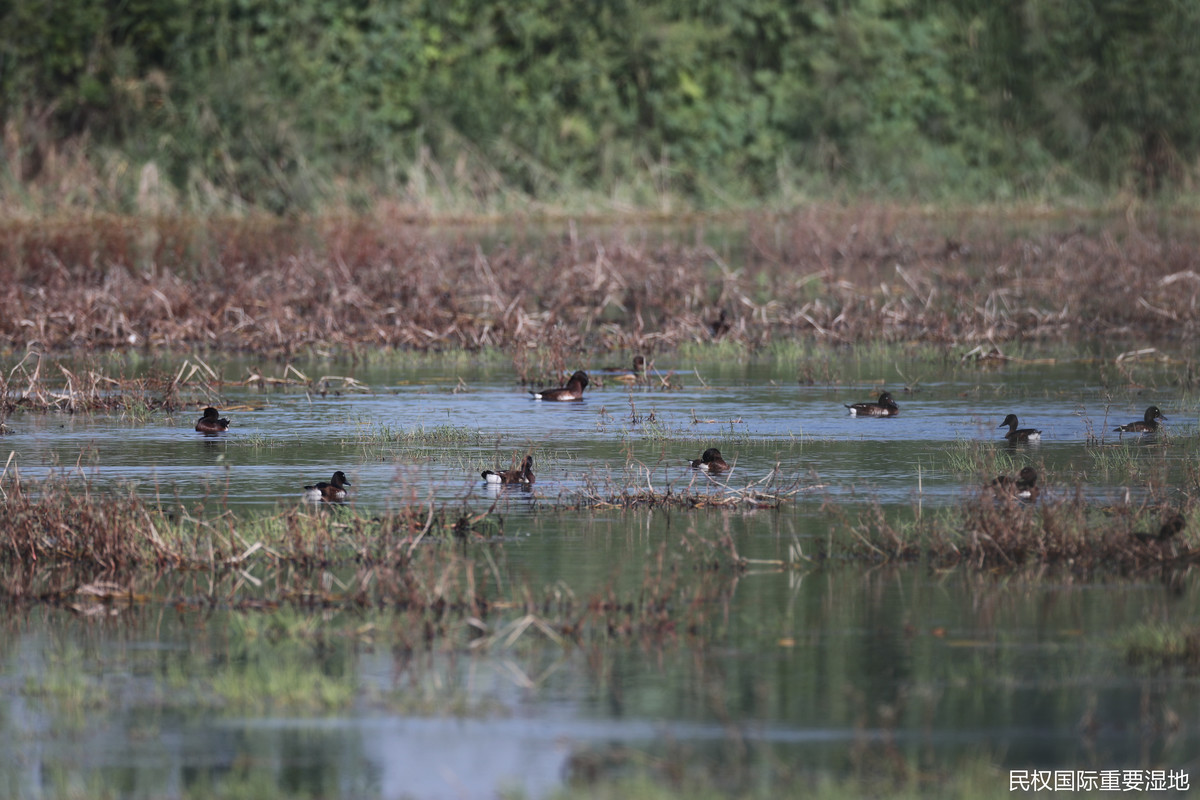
[304,471,351,503]
[1132,512,1186,544]
[530,371,589,401]
[690,447,730,474]
[195,407,230,434]
[482,455,535,485]
[845,392,899,417]
[999,414,1041,442]
[709,309,732,338]
[1115,406,1166,434]
[605,356,647,383]
[992,466,1039,501]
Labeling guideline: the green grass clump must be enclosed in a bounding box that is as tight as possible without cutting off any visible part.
[1117,623,1200,670]
[346,421,486,447]
[941,439,1019,479]
[675,339,752,364]
[1086,440,1172,484]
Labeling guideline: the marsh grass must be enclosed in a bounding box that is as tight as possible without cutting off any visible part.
[0,478,750,623]
[941,439,1020,479]
[633,415,757,447]
[1086,439,1174,484]
[1,352,185,414]
[472,447,576,475]
[845,491,1195,573]
[0,477,507,576]
[345,420,487,447]
[1118,623,1200,671]
[6,210,1200,360]
[7,468,1194,582]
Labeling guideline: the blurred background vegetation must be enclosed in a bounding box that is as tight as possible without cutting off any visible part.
[2,0,1199,215]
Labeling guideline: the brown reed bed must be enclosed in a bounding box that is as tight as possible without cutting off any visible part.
[0,479,490,574]
[0,479,747,655]
[4,475,1195,599]
[847,491,1198,573]
[2,207,1199,362]
[0,350,183,415]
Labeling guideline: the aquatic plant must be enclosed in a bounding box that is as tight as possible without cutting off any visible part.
[1118,623,1200,671]
[1085,440,1173,485]
[0,351,187,414]
[941,439,1019,479]
[845,493,1195,573]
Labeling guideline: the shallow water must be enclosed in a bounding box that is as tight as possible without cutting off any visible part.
[2,350,1199,798]
[3,351,1194,511]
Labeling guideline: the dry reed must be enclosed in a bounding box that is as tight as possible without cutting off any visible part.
[2,208,1198,361]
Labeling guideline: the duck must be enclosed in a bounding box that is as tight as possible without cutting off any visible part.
[709,309,732,338]
[844,391,899,417]
[303,471,351,503]
[992,466,1039,501]
[1115,406,1166,434]
[603,355,645,373]
[195,407,230,434]
[482,455,535,485]
[999,414,1041,442]
[690,448,730,474]
[1132,512,1186,544]
[604,356,647,384]
[530,370,589,401]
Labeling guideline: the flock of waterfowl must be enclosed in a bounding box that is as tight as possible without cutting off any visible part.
[193,367,1173,525]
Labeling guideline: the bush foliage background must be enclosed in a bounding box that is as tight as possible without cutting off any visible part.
[3,0,1199,213]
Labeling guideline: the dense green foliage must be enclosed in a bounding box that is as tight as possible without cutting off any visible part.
[2,0,1199,212]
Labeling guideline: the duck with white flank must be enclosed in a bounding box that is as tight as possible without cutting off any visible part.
[530,371,589,401]
[304,471,351,503]
[482,455,535,486]
[999,414,1041,442]
[845,391,899,417]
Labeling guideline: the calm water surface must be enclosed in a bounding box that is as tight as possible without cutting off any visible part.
[2,351,1199,798]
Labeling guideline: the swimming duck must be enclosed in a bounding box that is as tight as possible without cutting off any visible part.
[530,371,589,401]
[1132,513,1186,544]
[999,414,1041,442]
[304,471,351,503]
[482,455,535,485]
[992,466,1039,501]
[690,448,730,474]
[195,407,230,434]
[845,391,899,417]
[604,356,647,384]
[1115,406,1166,434]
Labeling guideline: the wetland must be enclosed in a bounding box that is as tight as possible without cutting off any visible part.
[3,210,1200,799]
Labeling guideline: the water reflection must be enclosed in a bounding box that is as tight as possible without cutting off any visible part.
[0,558,1194,798]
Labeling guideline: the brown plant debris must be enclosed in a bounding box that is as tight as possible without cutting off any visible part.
[2,209,1199,357]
